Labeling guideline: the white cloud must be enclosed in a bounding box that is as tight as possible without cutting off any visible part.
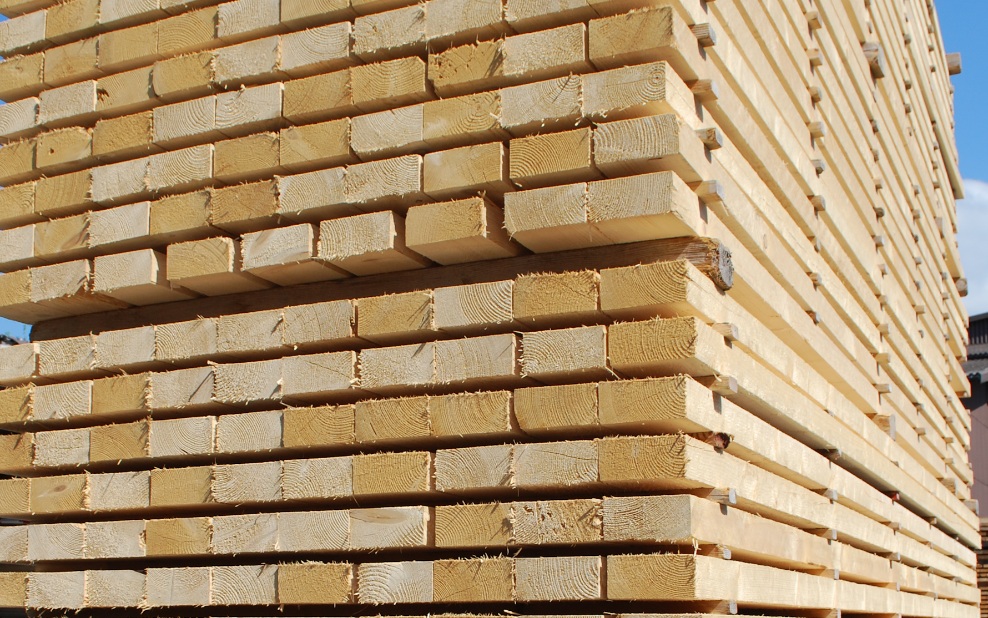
[957,178,988,317]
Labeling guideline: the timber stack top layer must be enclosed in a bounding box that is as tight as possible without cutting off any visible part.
[0,0,975,615]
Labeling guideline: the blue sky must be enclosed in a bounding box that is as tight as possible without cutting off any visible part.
[0,3,984,338]
[939,1,988,317]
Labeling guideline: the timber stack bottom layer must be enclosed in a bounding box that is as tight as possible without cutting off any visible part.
[0,0,976,615]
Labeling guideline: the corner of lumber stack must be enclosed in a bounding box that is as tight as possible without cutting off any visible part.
[0,0,976,616]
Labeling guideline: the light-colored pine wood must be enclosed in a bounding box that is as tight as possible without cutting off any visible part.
[151,51,216,102]
[209,180,279,234]
[88,469,150,511]
[279,118,352,172]
[0,341,37,385]
[0,385,34,427]
[593,113,709,183]
[92,374,150,420]
[351,505,430,548]
[95,66,154,115]
[0,223,33,272]
[145,566,210,607]
[516,555,602,601]
[26,570,85,610]
[0,477,30,516]
[278,562,353,604]
[0,432,33,470]
[35,169,92,217]
[146,517,212,556]
[167,236,271,295]
[359,341,435,391]
[157,6,217,57]
[406,198,520,265]
[98,0,162,27]
[282,404,355,448]
[281,21,353,76]
[504,171,702,252]
[0,97,38,142]
[85,569,146,608]
[351,104,425,159]
[501,75,581,135]
[213,460,282,503]
[433,280,515,332]
[0,182,37,229]
[422,91,506,148]
[147,366,216,411]
[216,409,282,453]
[514,441,598,489]
[0,5,45,54]
[214,36,280,85]
[282,456,352,500]
[213,512,278,554]
[34,212,89,260]
[319,210,429,276]
[215,82,283,136]
[0,53,44,103]
[514,270,601,326]
[214,132,283,182]
[521,325,609,381]
[149,416,215,458]
[357,561,433,603]
[32,380,92,422]
[429,23,590,96]
[35,126,91,172]
[282,68,354,123]
[147,143,213,193]
[434,443,513,492]
[149,190,213,244]
[437,390,517,437]
[44,38,98,86]
[281,299,355,348]
[355,395,430,442]
[212,359,282,404]
[31,473,87,513]
[216,308,284,355]
[281,351,357,400]
[423,141,512,199]
[91,158,149,204]
[510,127,598,188]
[95,325,156,370]
[155,317,217,362]
[583,61,695,122]
[281,0,353,27]
[98,20,160,70]
[435,557,515,602]
[353,450,431,495]
[216,0,280,42]
[514,498,603,544]
[94,249,197,305]
[435,333,519,386]
[84,519,146,559]
[90,420,149,462]
[242,223,349,285]
[89,200,151,249]
[353,4,425,60]
[93,111,158,160]
[38,334,95,377]
[47,0,100,41]
[0,137,36,186]
[351,56,430,112]
[357,290,434,343]
[153,95,217,147]
[435,501,512,546]
[33,428,89,467]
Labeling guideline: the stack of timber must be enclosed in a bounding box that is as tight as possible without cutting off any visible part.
[0,0,977,615]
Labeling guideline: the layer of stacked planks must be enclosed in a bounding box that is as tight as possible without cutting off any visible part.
[0,0,977,615]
